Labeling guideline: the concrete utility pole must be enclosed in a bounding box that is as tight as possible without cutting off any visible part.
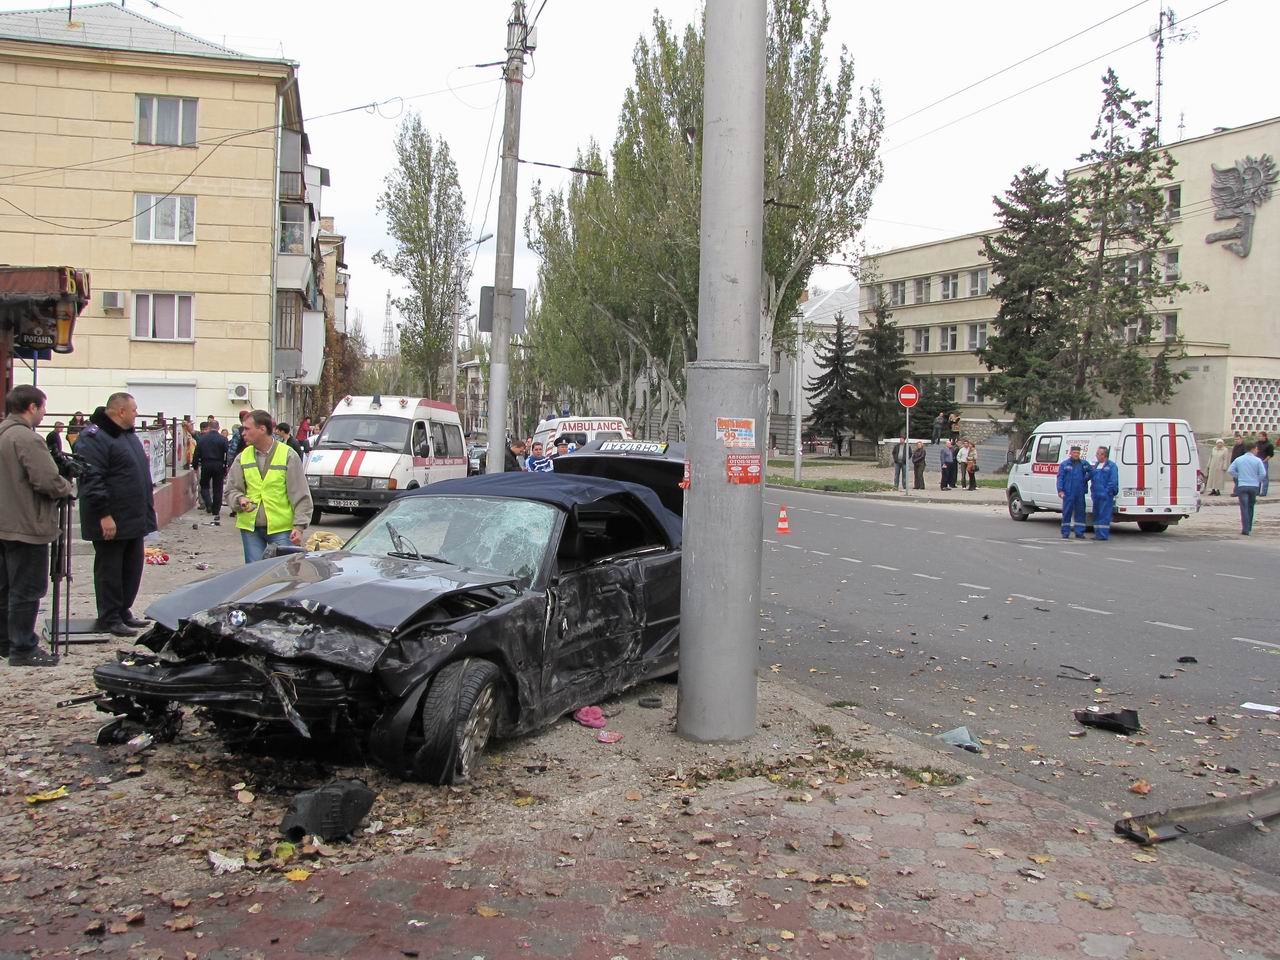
[677,0,767,743]
[484,1,527,473]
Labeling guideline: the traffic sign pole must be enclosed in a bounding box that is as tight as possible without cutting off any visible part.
[897,383,919,498]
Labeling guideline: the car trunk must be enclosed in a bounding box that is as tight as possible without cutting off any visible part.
[551,440,686,516]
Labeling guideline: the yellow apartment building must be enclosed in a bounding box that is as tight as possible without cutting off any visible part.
[0,2,329,424]
[860,116,1280,438]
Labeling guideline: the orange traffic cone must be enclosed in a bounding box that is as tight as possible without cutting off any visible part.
[776,505,791,535]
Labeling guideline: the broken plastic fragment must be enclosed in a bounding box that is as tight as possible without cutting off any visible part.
[25,786,68,805]
[280,779,376,842]
[936,726,982,753]
[1074,707,1141,734]
[572,706,606,729]
[208,851,244,875]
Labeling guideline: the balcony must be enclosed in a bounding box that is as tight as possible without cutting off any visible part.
[279,170,304,199]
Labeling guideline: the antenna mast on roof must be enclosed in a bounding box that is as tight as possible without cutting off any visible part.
[381,290,397,358]
[1149,6,1195,145]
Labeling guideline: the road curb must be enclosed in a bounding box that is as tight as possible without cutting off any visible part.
[765,482,1005,507]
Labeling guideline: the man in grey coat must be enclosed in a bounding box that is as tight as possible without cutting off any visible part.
[0,386,73,666]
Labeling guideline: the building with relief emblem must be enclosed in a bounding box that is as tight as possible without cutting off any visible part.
[860,116,1280,438]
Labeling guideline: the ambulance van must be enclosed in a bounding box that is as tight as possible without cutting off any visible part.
[531,415,631,451]
[1006,418,1200,532]
[306,395,468,523]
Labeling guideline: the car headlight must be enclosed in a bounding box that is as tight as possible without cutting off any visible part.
[306,474,319,488]
[371,478,390,490]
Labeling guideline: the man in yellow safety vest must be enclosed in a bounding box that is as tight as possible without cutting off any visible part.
[225,409,313,563]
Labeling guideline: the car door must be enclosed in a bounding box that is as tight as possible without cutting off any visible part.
[543,557,644,714]
[1030,434,1062,508]
[1155,421,1192,508]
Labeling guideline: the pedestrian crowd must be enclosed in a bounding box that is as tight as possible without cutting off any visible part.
[889,435,980,492]
[501,435,577,473]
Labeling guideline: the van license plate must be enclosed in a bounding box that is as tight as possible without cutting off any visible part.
[328,499,359,508]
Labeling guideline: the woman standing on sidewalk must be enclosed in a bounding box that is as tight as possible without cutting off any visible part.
[1205,439,1229,496]
[955,441,969,490]
[911,441,926,489]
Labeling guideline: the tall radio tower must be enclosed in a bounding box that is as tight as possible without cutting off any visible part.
[380,290,396,358]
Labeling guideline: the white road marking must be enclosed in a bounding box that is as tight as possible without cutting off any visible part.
[1235,636,1280,651]
[880,522,897,527]
[1069,604,1114,616]
[1019,544,1046,550]
[840,556,862,564]
[1144,620,1193,631]
[1157,564,1186,571]
[912,573,942,581]
[1062,550,1087,556]
[954,534,975,540]
[1215,573,1254,581]
[810,550,830,556]
[872,564,899,571]
[1105,557,1136,564]
[783,543,802,550]
[958,582,991,590]
[928,530,947,536]
[1011,593,1053,603]
[903,526,919,531]
[859,519,876,524]
[762,538,776,543]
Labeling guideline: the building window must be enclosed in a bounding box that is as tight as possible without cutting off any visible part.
[277,293,301,349]
[133,293,194,341]
[1161,312,1178,342]
[913,328,931,353]
[913,277,930,304]
[280,203,307,254]
[969,268,988,296]
[939,377,956,400]
[136,95,197,146]
[896,330,906,353]
[967,322,988,351]
[940,273,959,300]
[771,350,781,374]
[889,280,906,306]
[1165,185,1181,219]
[1123,254,1152,285]
[1163,249,1180,281]
[939,325,958,351]
[134,194,195,243]
[965,376,984,404]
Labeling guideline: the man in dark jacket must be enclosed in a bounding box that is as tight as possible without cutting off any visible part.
[75,394,157,637]
[503,439,527,472]
[194,419,230,523]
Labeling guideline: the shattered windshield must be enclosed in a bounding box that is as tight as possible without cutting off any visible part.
[315,415,409,451]
[343,496,558,584]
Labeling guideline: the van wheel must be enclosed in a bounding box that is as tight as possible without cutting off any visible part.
[310,506,322,526]
[1137,521,1168,533]
[1007,490,1031,521]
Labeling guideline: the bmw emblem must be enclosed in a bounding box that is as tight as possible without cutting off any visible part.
[227,609,247,629]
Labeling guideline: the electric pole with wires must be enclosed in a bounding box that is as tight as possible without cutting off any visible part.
[484,0,533,471]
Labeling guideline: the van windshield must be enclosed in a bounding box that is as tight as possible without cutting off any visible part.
[315,415,408,452]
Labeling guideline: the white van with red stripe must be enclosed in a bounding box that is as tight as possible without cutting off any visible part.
[1006,418,1200,532]
[306,395,467,523]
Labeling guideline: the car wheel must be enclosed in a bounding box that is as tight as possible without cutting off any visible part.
[411,659,501,785]
[1007,490,1031,521]
[1137,521,1168,533]
[310,506,322,526]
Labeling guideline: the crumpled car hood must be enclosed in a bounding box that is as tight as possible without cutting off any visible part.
[146,551,519,636]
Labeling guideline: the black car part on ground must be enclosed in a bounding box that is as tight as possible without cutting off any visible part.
[280,779,376,841]
[1115,783,1280,844]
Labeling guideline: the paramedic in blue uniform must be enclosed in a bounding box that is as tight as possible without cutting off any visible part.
[1056,445,1093,539]
[1089,445,1119,541]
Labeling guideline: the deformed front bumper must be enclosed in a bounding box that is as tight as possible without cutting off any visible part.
[93,658,350,729]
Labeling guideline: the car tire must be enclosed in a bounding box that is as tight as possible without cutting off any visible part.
[1137,521,1168,533]
[411,659,501,785]
[1007,489,1031,521]
[310,506,322,526]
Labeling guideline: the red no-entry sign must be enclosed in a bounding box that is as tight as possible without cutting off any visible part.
[897,384,919,408]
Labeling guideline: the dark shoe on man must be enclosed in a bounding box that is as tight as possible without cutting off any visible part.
[121,612,151,629]
[9,645,59,667]
[95,618,137,637]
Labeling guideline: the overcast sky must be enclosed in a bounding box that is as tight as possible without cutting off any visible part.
[18,0,1280,348]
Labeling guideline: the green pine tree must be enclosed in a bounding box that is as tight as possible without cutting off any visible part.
[849,301,911,441]
[806,311,858,456]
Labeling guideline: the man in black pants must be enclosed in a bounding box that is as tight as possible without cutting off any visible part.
[75,393,157,637]
[0,386,74,666]
[194,419,229,523]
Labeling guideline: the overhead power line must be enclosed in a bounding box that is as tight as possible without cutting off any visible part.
[888,0,1149,128]
[886,0,1234,154]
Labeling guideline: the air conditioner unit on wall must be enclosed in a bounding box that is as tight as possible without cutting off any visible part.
[227,383,251,402]
[102,291,124,311]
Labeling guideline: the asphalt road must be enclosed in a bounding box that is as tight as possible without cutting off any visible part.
[758,486,1280,874]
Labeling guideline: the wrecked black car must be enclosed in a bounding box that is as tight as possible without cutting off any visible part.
[92,443,685,785]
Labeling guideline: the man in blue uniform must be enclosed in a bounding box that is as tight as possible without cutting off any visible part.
[1056,445,1092,539]
[1089,445,1119,541]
